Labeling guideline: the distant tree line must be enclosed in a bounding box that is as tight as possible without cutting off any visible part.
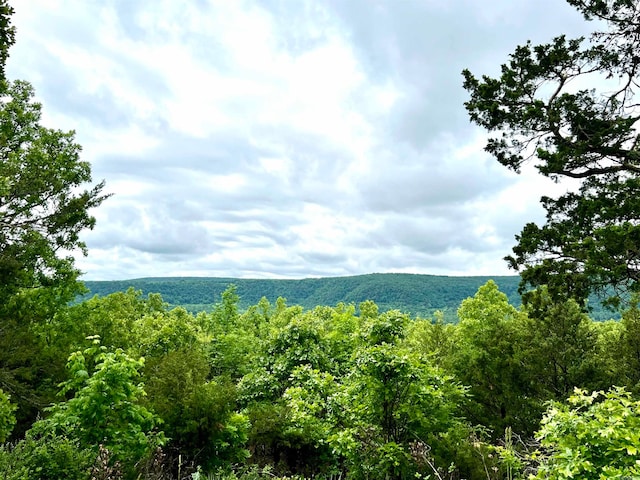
[83,274,621,321]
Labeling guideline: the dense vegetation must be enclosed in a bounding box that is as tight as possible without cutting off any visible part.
[83,274,523,320]
[1,0,640,478]
[6,282,640,479]
[83,274,621,321]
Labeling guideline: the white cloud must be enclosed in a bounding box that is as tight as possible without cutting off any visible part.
[7,0,596,280]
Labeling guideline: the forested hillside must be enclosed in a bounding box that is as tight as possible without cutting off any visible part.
[83,273,619,320]
[84,274,521,318]
[2,0,640,479]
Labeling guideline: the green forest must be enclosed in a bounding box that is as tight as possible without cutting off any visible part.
[2,0,640,479]
[83,274,525,320]
[83,274,620,321]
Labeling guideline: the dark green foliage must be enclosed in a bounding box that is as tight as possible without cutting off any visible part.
[599,295,640,391]
[181,382,250,468]
[144,349,210,423]
[0,432,94,480]
[0,0,14,81]
[619,298,640,389]
[520,287,601,399]
[0,6,107,432]
[463,0,640,306]
[83,274,620,320]
[145,350,250,470]
[0,79,107,300]
[449,281,540,436]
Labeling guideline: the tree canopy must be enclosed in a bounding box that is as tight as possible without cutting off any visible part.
[0,0,108,427]
[0,0,107,302]
[463,0,640,306]
[0,80,108,298]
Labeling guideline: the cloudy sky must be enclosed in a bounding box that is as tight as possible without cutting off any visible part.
[7,0,595,280]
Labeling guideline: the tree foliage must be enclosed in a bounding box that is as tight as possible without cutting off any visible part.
[0,80,108,298]
[535,387,640,479]
[3,276,640,478]
[521,287,601,399]
[7,1,640,474]
[0,432,94,480]
[463,0,640,305]
[451,282,532,434]
[0,0,14,82]
[329,341,465,480]
[35,338,164,470]
[0,1,108,426]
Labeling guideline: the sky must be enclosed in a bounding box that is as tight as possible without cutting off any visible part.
[6,0,596,280]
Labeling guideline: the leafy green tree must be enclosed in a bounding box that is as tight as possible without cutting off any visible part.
[534,387,640,479]
[605,295,640,390]
[136,306,202,358]
[238,304,342,474]
[405,311,456,367]
[143,348,210,426]
[235,301,473,478]
[44,289,165,358]
[283,365,337,447]
[327,311,467,480]
[0,290,167,436]
[0,78,107,300]
[34,338,164,477]
[450,281,536,435]
[309,303,361,376]
[144,349,250,470]
[361,309,408,346]
[268,314,330,380]
[590,319,625,386]
[520,287,601,399]
[239,309,332,407]
[206,287,268,379]
[463,0,640,305]
[172,380,250,470]
[0,2,107,426]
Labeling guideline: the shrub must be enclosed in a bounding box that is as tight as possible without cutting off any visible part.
[534,387,640,479]
[0,389,16,442]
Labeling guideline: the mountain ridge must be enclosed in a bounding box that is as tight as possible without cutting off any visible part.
[81,272,618,321]
[82,273,519,321]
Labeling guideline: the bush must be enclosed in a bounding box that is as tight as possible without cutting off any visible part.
[0,432,93,480]
[534,387,640,479]
[33,338,165,478]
